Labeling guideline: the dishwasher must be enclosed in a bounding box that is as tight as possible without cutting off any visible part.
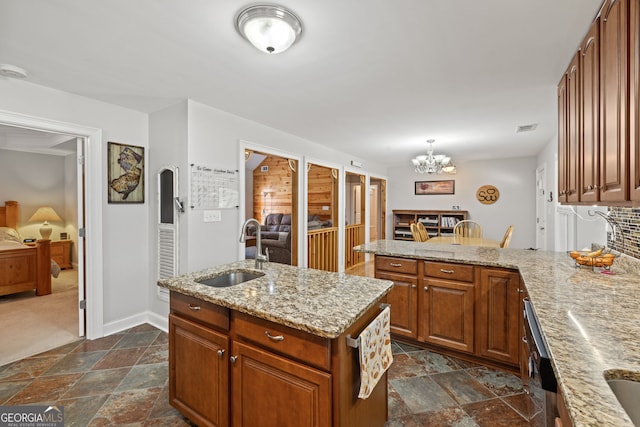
[523,299,558,427]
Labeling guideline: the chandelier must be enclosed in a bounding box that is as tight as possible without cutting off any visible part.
[411,139,456,174]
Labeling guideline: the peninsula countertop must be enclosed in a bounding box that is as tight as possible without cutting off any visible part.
[355,240,640,427]
[157,260,393,339]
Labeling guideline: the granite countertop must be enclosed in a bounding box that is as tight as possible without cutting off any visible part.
[157,260,393,339]
[356,240,640,427]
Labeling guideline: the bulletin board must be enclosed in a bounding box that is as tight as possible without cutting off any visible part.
[190,164,239,209]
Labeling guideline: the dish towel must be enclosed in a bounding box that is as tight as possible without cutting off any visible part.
[357,306,393,399]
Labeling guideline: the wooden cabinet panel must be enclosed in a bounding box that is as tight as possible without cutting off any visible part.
[375,256,417,275]
[169,313,229,427]
[476,269,520,365]
[171,291,230,331]
[377,271,418,339]
[600,0,628,202]
[630,0,640,200]
[424,261,474,282]
[420,278,474,353]
[580,20,600,203]
[567,51,581,203]
[231,340,331,427]
[50,240,72,269]
[558,73,568,203]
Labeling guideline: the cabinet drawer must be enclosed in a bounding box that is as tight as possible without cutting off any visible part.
[376,256,418,275]
[50,246,64,258]
[170,291,229,331]
[233,311,331,371]
[424,261,474,282]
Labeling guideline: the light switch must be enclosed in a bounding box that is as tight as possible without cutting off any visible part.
[204,210,221,222]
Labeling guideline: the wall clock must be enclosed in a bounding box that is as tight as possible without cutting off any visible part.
[476,185,499,205]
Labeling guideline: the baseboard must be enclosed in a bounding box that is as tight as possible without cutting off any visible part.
[102,310,168,336]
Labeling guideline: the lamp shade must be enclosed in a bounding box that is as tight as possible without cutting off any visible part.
[28,206,63,240]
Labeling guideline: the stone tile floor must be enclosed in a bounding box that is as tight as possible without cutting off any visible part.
[0,324,533,426]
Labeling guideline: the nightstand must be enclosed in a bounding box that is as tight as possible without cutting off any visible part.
[51,240,72,269]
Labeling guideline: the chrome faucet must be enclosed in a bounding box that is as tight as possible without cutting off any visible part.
[240,218,269,269]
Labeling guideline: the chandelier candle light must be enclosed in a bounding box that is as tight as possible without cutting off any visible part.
[412,139,456,175]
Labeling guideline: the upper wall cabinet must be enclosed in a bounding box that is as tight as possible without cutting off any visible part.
[558,0,640,205]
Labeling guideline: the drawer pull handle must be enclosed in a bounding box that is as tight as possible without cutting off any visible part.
[522,336,528,344]
[265,331,285,342]
[217,349,225,357]
[188,304,201,311]
[440,269,454,274]
[389,263,402,267]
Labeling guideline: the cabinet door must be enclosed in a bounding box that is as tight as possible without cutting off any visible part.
[566,51,581,204]
[231,341,331,427]
[376,271,418,339]
[600,0,629,202]
[580,20,600,203]
[476,269,520,365]
[169,314,229,427]
[630,0,640,200]
[558,73,568,203]
[420,278,474,353]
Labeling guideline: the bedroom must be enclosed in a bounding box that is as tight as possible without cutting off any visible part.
[0,128,82,365]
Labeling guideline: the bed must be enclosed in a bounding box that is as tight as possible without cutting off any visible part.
[0,201,52,296]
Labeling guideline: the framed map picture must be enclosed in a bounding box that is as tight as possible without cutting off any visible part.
[108,142,144,203]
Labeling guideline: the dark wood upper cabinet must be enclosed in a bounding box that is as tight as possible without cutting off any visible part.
[567,51,581,204]
[599,0,628,203]
[580,20,601,203]
[558,73,568,203]
[630,0,640,200]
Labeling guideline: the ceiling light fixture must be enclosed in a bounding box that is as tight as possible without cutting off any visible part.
[235,4,303,54]
[411,140,456,175]
[0,64,28,79]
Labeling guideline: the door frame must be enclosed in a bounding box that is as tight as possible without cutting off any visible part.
[0,109,103,339]
[535,165,548,250]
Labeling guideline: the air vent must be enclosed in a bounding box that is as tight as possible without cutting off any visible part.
[517,123,538,133]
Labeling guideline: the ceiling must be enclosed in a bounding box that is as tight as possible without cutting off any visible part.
[0,0,603,167]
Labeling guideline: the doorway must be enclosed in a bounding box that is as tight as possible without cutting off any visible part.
[0,124,86,364]
[306,163,339,271]
[535,166,547,250]
[345,171,365,269]
[369,176,387,241]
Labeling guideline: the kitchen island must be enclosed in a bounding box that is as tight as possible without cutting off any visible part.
[356,240,640,427]
[157,259,393,427]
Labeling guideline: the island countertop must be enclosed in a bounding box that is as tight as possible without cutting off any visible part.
[356,240,640,427]
[157,260,393,339]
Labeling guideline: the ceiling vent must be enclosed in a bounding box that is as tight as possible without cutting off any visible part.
[516,123,538,133]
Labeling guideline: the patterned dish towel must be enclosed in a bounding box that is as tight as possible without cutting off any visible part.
[358,306,393,399]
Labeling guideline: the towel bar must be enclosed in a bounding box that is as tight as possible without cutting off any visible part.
[346,303,390,348]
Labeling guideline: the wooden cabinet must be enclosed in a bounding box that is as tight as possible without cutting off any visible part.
[476,268,521,365]
[231,340,331,427]
[558,0,638,205]
[169,291,387,427]
[50,240,72,269]
[421,262,475,353]
[375,256,418,338]
[374,256,520,369]
[393,210,468,240]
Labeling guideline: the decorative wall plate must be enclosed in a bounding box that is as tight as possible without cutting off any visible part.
[476,185,499,204]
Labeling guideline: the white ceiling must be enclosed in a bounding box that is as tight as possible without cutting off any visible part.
[0,0,603,167]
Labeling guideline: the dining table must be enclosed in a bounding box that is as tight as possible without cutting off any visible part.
[427,235,501,248]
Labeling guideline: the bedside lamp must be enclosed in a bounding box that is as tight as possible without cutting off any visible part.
[28,206,62,240]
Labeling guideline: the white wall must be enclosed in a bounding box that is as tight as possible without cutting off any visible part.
[0,79,149,332]
[387,157,537,249]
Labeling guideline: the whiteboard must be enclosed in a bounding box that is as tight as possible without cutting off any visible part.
[190,164,239,209]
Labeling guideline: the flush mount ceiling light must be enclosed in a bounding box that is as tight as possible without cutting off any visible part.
[0,64,28,79]
[411,139,457,175]
[235,4,303,54]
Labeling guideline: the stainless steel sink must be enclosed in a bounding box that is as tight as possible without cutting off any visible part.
[196,270,264,288]
[607,378,640,425]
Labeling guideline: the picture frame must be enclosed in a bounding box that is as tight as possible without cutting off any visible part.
[415,180,455,195]
[108,142,145,203]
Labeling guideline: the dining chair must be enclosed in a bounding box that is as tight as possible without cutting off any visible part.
[500,225,514,248]
[453,220,483,238]
[416,222,430,241]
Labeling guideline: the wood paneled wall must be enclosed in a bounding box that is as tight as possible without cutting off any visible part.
[253,156,293,224]
[307,164,336,222]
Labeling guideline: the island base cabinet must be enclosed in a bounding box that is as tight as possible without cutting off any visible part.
[231,341,332,427]
[376,271,418,339]
[476,269,520,365]
[169,313,229,427]
[420,278,474,353]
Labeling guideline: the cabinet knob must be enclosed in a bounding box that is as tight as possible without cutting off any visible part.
[230,356,238,363]
[217,349,225,357]
[411,284,417,289]
[423,286,428,291]
[265,331,285,342]
[188,304,201,311]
